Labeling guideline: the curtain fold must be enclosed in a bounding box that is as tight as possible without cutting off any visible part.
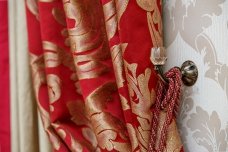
[25,0,183,151]
[9,0,52,151]
[3,0,228,151]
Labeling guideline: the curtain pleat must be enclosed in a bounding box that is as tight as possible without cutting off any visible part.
[38,114,53,152]
[24,0,183,151]
[9,0,51,151]
[3,0,227,151]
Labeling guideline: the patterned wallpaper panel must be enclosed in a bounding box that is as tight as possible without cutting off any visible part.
[163,0,228,151]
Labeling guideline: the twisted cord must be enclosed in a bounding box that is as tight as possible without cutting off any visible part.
[148,67,182,152]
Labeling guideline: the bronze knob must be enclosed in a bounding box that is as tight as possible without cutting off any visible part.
[180,60,198,86]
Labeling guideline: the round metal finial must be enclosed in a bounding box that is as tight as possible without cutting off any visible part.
[180,60,198,86]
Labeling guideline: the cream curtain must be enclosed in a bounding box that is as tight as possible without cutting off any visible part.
[8,0,51,151]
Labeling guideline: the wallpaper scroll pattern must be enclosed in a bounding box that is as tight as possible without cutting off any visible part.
[163,0,228,151]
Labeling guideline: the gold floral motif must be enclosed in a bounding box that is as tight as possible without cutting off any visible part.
[44,121,64,151]
[120,95,130,110]
[147,12,163,47]
[125,63,155,120]
[26,0,39,19]
[30,53,63,150]
[70,74,81,95]
[67,98,130,151]
[42,41,60,68]
[82,127,98,148]
[111,44,126,88]
[43,41,59,51]
[136,118,152,151]
[85,82,131,151]
[30,53,46,99]
[103,0,117,40]
[30,53,51,129]
[91,113,131,151]
[57,129,66,139]
[52,7,66,26]
[136,0,155,12]
[137,0,162,47]
[63,0,132,151]
[136,1,183,151]
[124,63,182,151]
[43,41,75,71]
[124,61,155,151]
[110,43,132,113]
[60,28,71,47]
[47,74,61,103]
[103,0,130,38]
[48,129,61,150]
[126,123,138,151]
[63,0,110,80]
[51,7,70,49]
[115,0,129,29]
[70,135,83,152]
[67,101,90,126]
[44,51,61,68]
[66,101,99,151]
[102,2,140,150]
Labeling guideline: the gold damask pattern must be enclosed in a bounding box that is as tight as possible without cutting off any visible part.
[124,62,155,151]
[136,0,183,151]
[63,0,131,151]
[29,53,64,151]
[27,0,180,151]
[67,101,99,151]
[26,0,39,18]
[85,82,131,151]
[136,0,163,47]
[63,0,110,80]
[102,1,141,151]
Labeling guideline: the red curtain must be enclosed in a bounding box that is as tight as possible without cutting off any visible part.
[0,0,10,151]
[25,0,182,151]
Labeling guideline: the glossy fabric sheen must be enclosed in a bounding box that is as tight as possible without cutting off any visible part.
[25,0,182,151]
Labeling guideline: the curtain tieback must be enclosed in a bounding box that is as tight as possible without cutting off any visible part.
[148,67,181,152]
[148,47,198,151]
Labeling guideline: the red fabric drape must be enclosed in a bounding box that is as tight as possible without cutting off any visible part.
[0,1,10,151]
[25,0,183,151]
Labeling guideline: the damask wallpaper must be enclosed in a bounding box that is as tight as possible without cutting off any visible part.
[163,0,228,151]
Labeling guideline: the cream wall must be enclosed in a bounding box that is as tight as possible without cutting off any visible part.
[163,0,228,151]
